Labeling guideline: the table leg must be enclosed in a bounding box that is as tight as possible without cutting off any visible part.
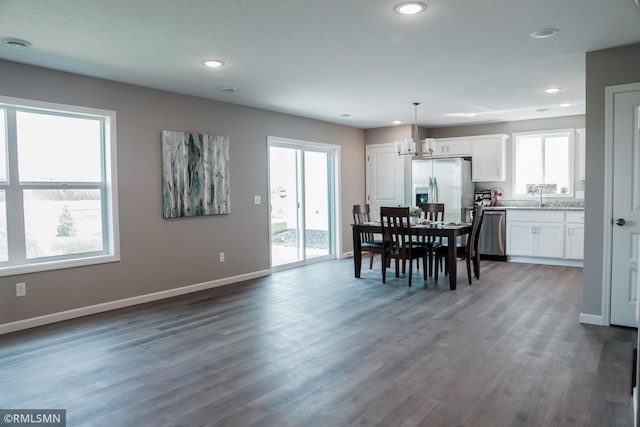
[448,239,457,290]
[353,227,362,278]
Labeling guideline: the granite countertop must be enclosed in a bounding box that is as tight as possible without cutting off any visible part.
[485,206,584,211]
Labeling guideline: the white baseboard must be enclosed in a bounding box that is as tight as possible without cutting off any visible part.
[341,251,354,258]
[579,312,608,326]
[507,256,583,268]
[0,269,272,335]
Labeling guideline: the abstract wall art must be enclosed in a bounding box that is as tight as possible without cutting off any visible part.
[161,130,230,218]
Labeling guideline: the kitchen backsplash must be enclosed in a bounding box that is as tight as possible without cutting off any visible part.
[496,199,585,208]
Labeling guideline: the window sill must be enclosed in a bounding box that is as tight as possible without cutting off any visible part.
[0,254,120,277]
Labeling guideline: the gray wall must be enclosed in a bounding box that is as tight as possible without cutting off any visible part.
[427,116,585,139]
[364,125,412,145]
[428,115,586,198]
[0,60,365,325]
[583,43,640,316]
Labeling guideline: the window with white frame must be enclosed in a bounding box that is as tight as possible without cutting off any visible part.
[0,97,119,276]
[512,129,574,197]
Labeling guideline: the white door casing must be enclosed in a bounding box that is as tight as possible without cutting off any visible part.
[267,136,340,270]
[366,143,405,221]
[609,87,640,327]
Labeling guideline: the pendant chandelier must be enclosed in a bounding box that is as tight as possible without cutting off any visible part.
[395,102,436,156]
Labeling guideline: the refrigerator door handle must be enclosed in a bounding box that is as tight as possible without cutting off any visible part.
[433,177,438,203]
[428,177,433,202]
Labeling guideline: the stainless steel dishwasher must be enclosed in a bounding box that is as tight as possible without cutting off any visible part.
[479,209,507,261]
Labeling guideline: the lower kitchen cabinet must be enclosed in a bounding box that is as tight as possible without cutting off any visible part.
[506,219,564,258]
[506,209,583,265]
[565,211,585,260]
[506,222,535,255]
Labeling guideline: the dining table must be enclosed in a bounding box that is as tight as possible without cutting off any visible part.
[352,221,473,290]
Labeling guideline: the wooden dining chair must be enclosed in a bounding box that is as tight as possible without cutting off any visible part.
[434,205,484,285]
[418,203,445,223]
[352,204,384,269]
[416,203,445,276]
[380,206,429,286]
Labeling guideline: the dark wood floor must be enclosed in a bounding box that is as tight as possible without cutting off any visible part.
[0,259,634,426]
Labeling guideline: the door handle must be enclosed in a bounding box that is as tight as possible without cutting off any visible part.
[433,177,438,203]
[615,218,626,226]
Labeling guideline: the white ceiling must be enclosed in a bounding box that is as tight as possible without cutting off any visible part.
[0,0,639,129]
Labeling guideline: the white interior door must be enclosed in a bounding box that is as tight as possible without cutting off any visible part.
[366,143,405,221]
[610,88,640,327]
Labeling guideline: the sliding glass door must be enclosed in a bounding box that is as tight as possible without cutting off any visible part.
[269,139,336,269]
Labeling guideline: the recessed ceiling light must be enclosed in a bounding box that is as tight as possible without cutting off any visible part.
[393,120,402,125]
[341,113,351,118]
[445,112,478,118]
[536,108,550,112]
[219,87,237,93]
[530,28,559,39]
[202,59,224,68]
[1,37,31,49]
[544,87,561,94]
[559,103,572,107]
[394,2,427,15]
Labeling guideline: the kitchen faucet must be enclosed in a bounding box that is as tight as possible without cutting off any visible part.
[538,186,545,207]
[533,184,545,207]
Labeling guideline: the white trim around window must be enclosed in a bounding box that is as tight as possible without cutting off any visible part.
[511,128,575,199]
[0,96,120,277]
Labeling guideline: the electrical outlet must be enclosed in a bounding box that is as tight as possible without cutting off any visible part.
[254,195,261,205]
[219,252,225,262]
[16,282,26,297]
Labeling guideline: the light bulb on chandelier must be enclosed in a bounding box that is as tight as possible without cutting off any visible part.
[395,102,436,156]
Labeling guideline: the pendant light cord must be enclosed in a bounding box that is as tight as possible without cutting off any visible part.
[413,102,420,153]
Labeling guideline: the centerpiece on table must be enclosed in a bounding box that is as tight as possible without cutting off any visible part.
[409,206,424,225]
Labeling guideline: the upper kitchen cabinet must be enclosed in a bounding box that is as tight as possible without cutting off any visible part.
[576,128,585,181]
[470,134,508,182]
[432,137,472,157]
[418,137,471,158]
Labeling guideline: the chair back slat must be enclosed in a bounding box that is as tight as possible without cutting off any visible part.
[417,203,445,244]
[352,204,370,224]
[417,203,445,222]
[353,204,376,244]
[380,206,412,257]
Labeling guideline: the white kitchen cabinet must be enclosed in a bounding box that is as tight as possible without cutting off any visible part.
[506,210,565,258]
[506,220,564,258]
[576,128,586,181]
[565,211,585,260]
[506,209,584,264]
[421,137,472,157]
[535,223,566,258]
[470,134,508,182]
[432,138,472,157]
[506,222,536,255]
[422,134,506,182]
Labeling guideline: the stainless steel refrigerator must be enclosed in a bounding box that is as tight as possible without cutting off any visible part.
[411,158,474,223]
